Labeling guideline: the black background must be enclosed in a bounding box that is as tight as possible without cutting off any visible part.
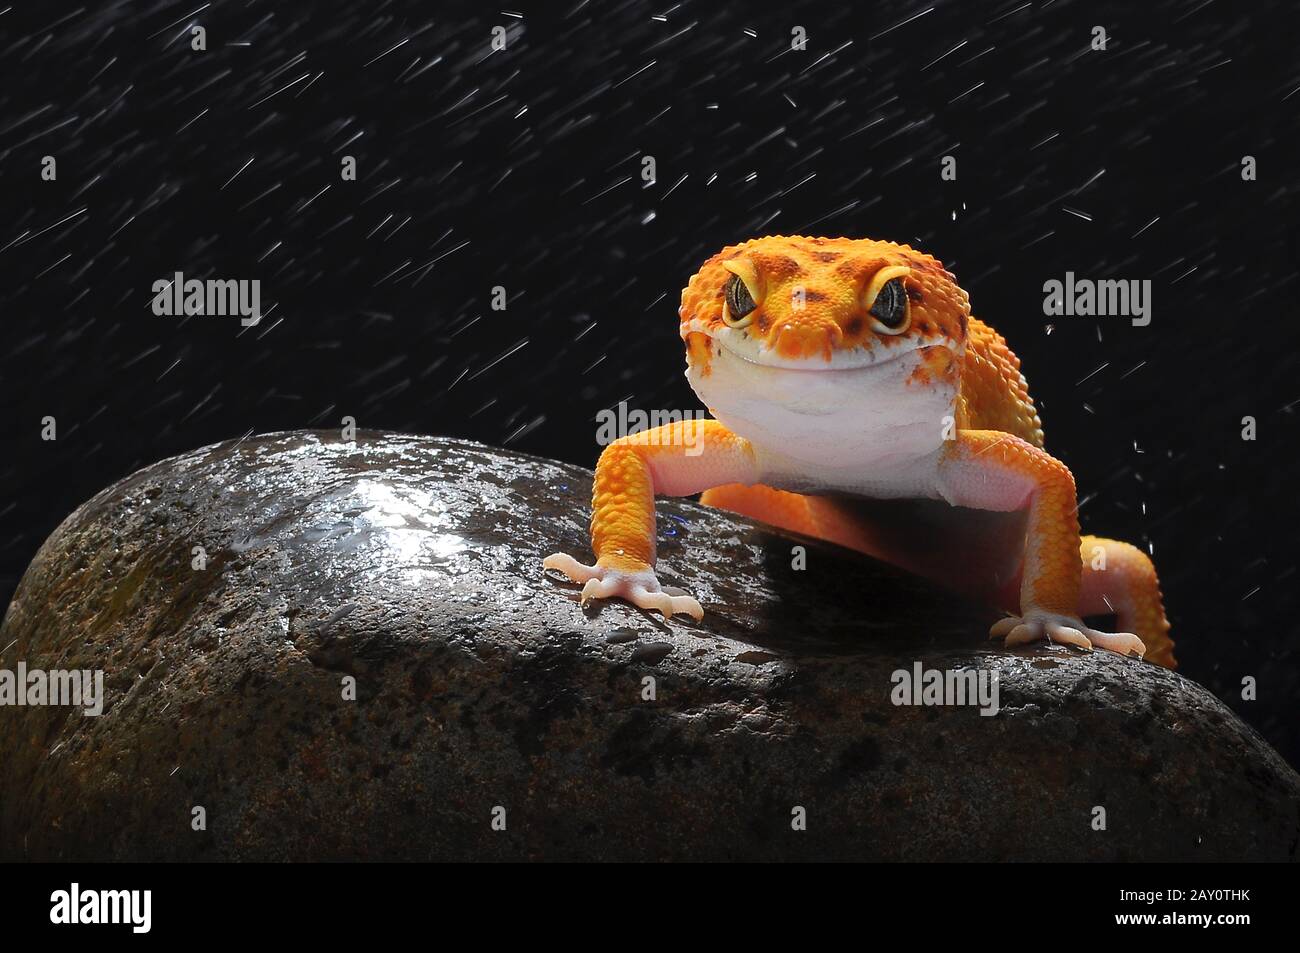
[1,0,1297,770]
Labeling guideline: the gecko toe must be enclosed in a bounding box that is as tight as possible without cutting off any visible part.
[549,556,704,620]
[1045,624,1092,651]
[579,575,620,606]
[670,594,704,620]
[991,609,1151,659]
[1003,622,1043,646]
[630,586,674,618]
[992,611,1099,652]
[1086,629,1146,658]
[989,616,1020,639]
[543,552,599,583]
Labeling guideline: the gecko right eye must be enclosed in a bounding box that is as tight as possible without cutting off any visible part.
[723,274,757,328]
[863,265,913,336]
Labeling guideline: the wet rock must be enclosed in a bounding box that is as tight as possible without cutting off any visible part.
[1,431,1296,861]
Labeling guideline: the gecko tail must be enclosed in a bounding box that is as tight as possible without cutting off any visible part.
[1080,535,1175,668]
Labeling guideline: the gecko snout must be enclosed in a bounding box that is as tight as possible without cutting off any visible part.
[768,319,843,360]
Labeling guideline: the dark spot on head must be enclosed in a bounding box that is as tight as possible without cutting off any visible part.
[836,256,887,282]
[844,317,864,336]
[907,286,923,302]
[803,290,827,303]
[814,251,841,262]
[756,314,770,332]
[752,253,801,280]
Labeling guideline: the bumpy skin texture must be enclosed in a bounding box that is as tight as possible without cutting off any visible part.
[543,420,756,619]
[1080,535,1175,668]
[954,319,1044,446]
[681,235,969,365]
[544,236,1173,667]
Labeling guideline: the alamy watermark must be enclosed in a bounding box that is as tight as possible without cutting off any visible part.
[891,662,1000,716]
[50,883,151,933]
[1042,272,1151,327]
[595,401,708,456]
[0,662,104,716]
[151,271,261,326]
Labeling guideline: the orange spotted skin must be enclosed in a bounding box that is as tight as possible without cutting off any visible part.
[588,443,657,572]
[1080,536,1175,667]
[955,319,1045,447]
[589,420,753,572]
[546,235,1173,666]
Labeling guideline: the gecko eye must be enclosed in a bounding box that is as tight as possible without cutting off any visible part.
[722,274,758,328]
[870,279,908,331]
[863,265,912,335]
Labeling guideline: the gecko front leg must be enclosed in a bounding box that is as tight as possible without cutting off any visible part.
[936,429,1147,658]
[544,419,758,619]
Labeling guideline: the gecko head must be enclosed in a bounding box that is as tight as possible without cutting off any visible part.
[679,235,969,370]
[678,236,970,464]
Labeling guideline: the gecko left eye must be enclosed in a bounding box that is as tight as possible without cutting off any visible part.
[722,274,757,328]
[870,279,908,331]
[863,265,912,335]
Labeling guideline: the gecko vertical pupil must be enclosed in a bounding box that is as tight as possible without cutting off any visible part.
[870,278,907,328]
[724,275,756,320]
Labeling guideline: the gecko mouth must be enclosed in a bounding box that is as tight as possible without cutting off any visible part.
[699,324,956,373]
[686,322,963,444]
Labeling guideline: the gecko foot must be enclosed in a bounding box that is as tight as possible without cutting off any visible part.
[990,610,1146,658]
[542,553,704,620]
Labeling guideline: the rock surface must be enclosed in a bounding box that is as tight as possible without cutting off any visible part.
[1,431,1296,861]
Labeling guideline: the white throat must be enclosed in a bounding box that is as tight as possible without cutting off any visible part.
[687,339,958,495]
